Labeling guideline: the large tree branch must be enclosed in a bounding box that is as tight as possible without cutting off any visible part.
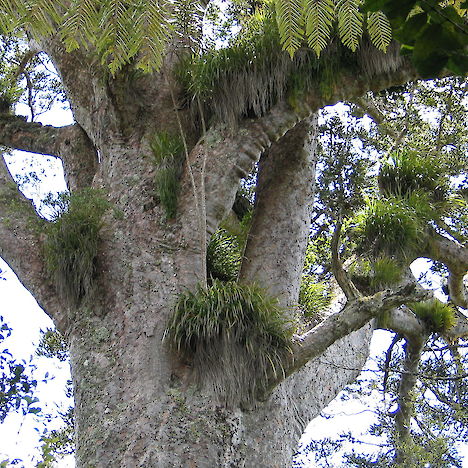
[0,157,64,329]
[275,280,431,390]
[331,220,361,300]
[239,116,318,307]
[0,114,67,156]
[353,96,404,142]
[0,114,98,190]
[191,57,418,239]
[424,232,468,309]
[394,335,428,463]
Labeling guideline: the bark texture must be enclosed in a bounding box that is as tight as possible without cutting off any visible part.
[2,31,464,468]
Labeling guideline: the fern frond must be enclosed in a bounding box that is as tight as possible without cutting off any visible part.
[0,0,20,32]
[336,0,363,52]
[304,0,335,56]
[0,0,61,35]
[173,0,204,50]
[60,0,99,51]
[367,10,392,52]
[96,0,132,71]
[134,0,171,72]
[23,0,62,35]
[275,0,304,57]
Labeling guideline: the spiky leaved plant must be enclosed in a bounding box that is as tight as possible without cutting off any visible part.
[369,256,403,290]
[349,257,402,294]
[298,275,331,322]
[206,209,252,282]
[43,189,109,307]
[408,299,457,333]
[150,131,184,219]
[378,150,448,202]
[206,229,242,282]
[352,197,425,259]
[165,279,294,406]
[178,9,294,126]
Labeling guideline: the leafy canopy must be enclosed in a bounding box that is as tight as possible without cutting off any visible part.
[1,0,464,76]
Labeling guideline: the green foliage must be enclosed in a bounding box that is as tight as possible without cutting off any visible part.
[207,208,251,281]
[336,0,364,52]
[378,150,448,202]
[206,229,242,282]
[1,0,465,77]
[299,276,331,320]
[276,0,393,57]
[165,279,294,405]
[352,197,423,258]
[275,0,303,57]
[0,0,174,74]
[43,189,109,307]
[367,10,393,52]
[408,299,457,332]
[304,0,335,56]
[369,256,402,289]
[0,36,27,110]
[36,329,68,362]
[150,131,184,219]
[37,406,74,467]
[296,333,468,467]
[178,9,296,125]
[0,317,40,423]
[364,0,468,77]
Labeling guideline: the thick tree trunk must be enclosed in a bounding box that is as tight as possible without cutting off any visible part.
[63,116,374,467]
[69,245,373,467]
[0,37,437,467]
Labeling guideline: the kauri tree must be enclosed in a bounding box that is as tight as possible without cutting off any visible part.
[0,0,467,466]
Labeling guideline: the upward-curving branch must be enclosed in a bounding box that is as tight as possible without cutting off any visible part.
[0,115,98,191]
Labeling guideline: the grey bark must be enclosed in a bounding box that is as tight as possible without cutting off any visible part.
[394,335,428,464]
[0,35,461,468]
[240,115,319,306]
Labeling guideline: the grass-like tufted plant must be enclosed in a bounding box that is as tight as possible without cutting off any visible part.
[353,197,425,259]
[298,275,331,321]
[408,299,457,333]
[378,150,448,202]
[349,257,402,294]
[43,189,109,308]
[369,256,403,290]
[165,279,294,406]
[150,131,184,219]
[206,229,242,282]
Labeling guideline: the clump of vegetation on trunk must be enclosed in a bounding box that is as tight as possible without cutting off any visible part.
[206,208,252,282]
[408,299,456,333]
[298,276,331,322]
[150,131,184,219]
[379,150,448,202]
[352,197,425,258]
[350,257,403,293]
[206,229,242,282]
[165,279,294,406]
[43,189,109,308]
